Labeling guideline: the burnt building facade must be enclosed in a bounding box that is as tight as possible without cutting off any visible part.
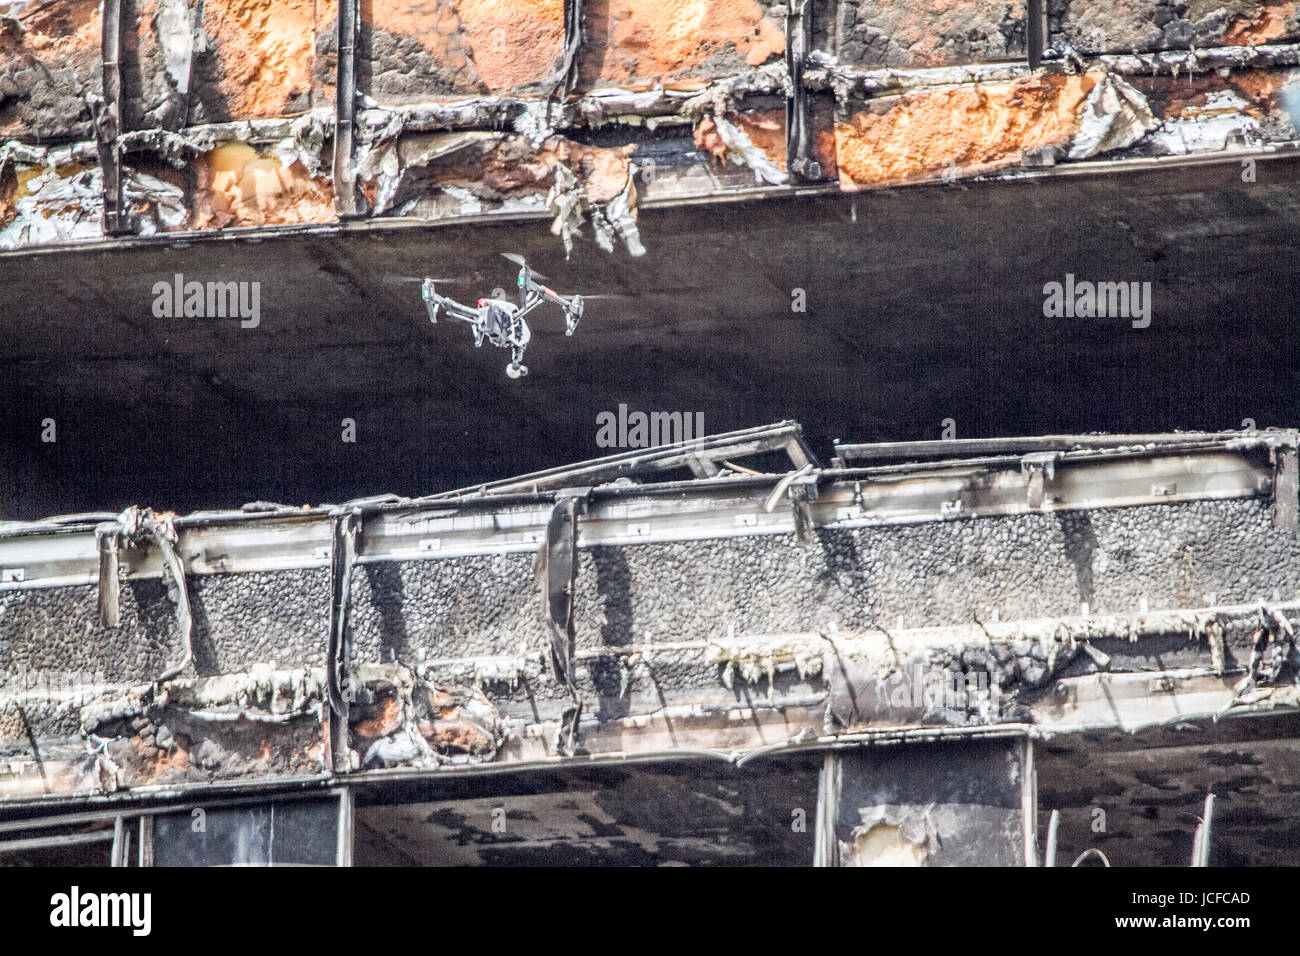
[2,0,1300,866]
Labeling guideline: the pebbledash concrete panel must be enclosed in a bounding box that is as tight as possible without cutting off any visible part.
[2,496,1296,700]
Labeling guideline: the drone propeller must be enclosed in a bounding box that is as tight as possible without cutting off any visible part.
[382,275,460,284]
[500,252,548,281]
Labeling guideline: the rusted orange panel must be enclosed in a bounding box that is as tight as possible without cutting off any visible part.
[1225,67,1298,109]
[1127,68,1279,120]
[834,73,1098,188]
[547,138,636,201]
[579,0,786,92]
[349,672,502,767]
[696,105,835,178]
[0,0,101,142]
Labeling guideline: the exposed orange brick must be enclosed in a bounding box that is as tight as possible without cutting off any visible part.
[0,0,99,55]
[1222,1,1298,43]
[345,1,562,97]
[454,0,564,89]
[834,74,1098,188]
[582,0,785,91]
[203,0,317,118]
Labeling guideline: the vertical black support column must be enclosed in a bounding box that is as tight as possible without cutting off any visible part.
[1027,0,1046,68]
[547,0,584,122]
[784,0,821,182]
[98,0,129,235]
[815,736,1036,866]
[333,0,360,216]
[326,512,360,773]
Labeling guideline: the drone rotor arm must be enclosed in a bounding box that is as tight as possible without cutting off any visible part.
[440,301,483,325]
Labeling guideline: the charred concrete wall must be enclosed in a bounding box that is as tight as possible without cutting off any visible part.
[3,493,1297,797]
[830,0,1029,68]
[3,497,1294,697]
[4,0,1300,251]
[1049,0,1300,54]
[0,0,101,143]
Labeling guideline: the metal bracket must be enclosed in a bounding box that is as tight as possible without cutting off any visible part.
[1272,444,1298,531]
[1191,792,1215,866]
[789,472,820,544]
[764,464,819,543]
[95,524,122,628]
[94,507,192,678]
[535,488,589,753]
[686,454,722,479]
[784,0,821,182]
[1020,452,1060,510]
[536,489,590,687]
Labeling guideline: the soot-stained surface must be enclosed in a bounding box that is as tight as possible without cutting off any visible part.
[352,755,822,865]
[1038,713,1300,866]
[3,158,1300,519]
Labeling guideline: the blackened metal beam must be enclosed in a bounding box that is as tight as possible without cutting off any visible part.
[834,430,1291,463]
[333,0,361,216]
[97,0,130,235]
[1027,0,1045,68]
[433,421,818,498]
[784,1,820,182]
[326,511,360,772]
[548,0,584,120]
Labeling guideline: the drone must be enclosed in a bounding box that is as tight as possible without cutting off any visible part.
[420,254,586,378]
